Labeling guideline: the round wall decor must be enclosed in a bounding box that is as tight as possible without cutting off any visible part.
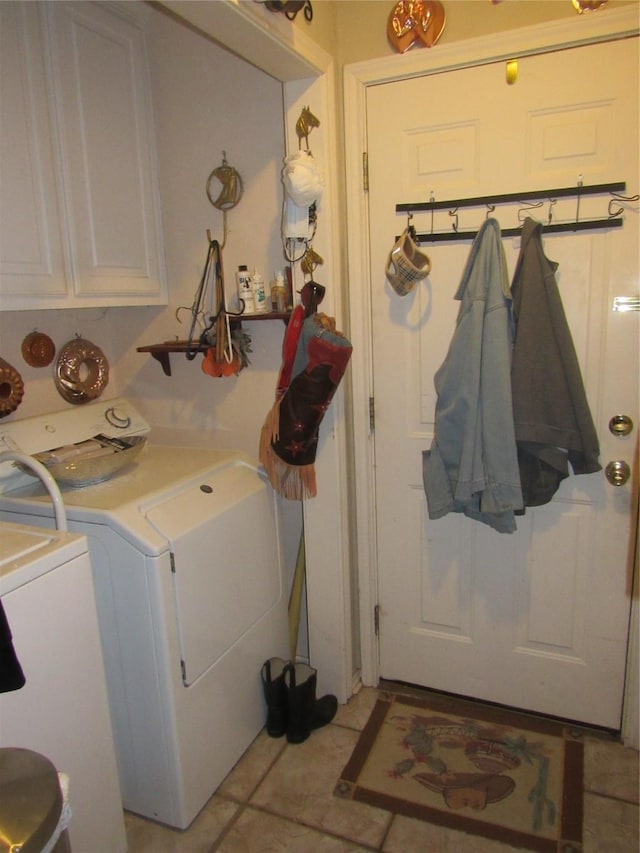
[54,337,109,404]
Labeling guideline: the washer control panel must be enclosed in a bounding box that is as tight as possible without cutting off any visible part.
[105,405,133,430]
[0,398,151,458]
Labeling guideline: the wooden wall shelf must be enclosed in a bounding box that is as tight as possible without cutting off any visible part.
[137,312,291,376]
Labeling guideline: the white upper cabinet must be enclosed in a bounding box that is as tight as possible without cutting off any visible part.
[0,3,68,302]
[0,2,167,310]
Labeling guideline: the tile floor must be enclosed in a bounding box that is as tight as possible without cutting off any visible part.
[124,686,639,852]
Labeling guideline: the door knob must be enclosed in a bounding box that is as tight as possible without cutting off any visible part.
[605,460,631,486]
[608,414,634,437]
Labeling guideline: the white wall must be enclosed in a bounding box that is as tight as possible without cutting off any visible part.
[116,6,290,455]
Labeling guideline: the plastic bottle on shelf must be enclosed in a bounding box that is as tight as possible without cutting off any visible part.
[271,271,287,314]
[269,274,278,311]
[236,265,254,313]
[252,269,268,314]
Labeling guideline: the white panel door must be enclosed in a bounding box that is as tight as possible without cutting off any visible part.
[367,38,638,729]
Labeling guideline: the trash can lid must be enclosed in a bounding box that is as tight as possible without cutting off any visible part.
[0,748,63,853]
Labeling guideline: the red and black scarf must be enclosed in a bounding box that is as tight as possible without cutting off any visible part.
[260,305,352,500]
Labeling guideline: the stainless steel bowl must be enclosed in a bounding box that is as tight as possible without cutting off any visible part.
[33,436,147,488]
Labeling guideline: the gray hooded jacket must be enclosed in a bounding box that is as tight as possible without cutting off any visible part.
[423,218,523,533]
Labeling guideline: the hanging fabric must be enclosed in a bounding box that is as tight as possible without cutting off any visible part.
[510,218,601,507]
[422,218,523,533]
[259,304,352,501]
[0,599,26,693]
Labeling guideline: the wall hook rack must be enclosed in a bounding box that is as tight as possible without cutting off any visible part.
[396,180,635,243]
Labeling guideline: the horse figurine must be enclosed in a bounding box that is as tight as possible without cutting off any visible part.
[296,106,320,150]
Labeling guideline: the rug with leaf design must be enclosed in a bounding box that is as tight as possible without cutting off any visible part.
[335,690,583,852]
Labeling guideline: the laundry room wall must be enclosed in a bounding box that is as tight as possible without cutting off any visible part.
[3,0,635,685]
[107,5,288,453]
[0,2,308,655]
[110,5,309,655]
[294,0,637,66]
[0,2,292,449]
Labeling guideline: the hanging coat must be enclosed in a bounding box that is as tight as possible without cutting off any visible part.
[511,218,601,507]
[423,218,523,533]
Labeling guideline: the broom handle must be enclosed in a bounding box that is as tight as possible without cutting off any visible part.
[288,526,306,661]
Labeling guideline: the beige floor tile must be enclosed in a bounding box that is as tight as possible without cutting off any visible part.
[124,795,239,852]
[216,806,373,852]
[218,729,287,802]
[583,791,640,853]
[333,686,379,731]
[123,689,640,853]
[382,814,527,852]
[584,736,639,803]
[250,723,392,848]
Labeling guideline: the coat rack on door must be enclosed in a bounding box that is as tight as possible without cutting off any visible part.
[396,180,638,242]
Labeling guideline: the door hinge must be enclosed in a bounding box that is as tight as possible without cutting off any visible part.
[170,552,176,573]
[374,604,380,636]
[362,151,369,192]
[180,659,187,683]
[369,395,375,432]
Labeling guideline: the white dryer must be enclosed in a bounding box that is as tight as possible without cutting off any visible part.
[0,399,289,829]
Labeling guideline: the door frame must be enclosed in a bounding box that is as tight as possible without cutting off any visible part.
[343,6,639,744]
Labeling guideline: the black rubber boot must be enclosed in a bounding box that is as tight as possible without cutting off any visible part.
[283,662,337,744]
[261,657,289,738]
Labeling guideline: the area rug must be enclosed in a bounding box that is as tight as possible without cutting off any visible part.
[335,690,583,852]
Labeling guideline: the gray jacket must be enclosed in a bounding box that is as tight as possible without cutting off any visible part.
[423,218,523,533]
[511,218,601,506]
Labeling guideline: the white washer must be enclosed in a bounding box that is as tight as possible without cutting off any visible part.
[0,520,127,852]
[0,399,289,829]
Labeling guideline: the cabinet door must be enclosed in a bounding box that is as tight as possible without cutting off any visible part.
[0,3,68,305]
[46,1,167,304]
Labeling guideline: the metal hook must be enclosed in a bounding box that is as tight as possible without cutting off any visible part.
[449,207,459,233]
[407,212,417,241]
[486,203,496,220]
[608,198,624,218]
[219,210,227,249]
[517,200,544,224]
[295,106,320,150]
[547,198,557,225]
[175,305,192,324]
[608,191,640,218]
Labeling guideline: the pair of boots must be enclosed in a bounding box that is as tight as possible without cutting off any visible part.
[261,658,337,744]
